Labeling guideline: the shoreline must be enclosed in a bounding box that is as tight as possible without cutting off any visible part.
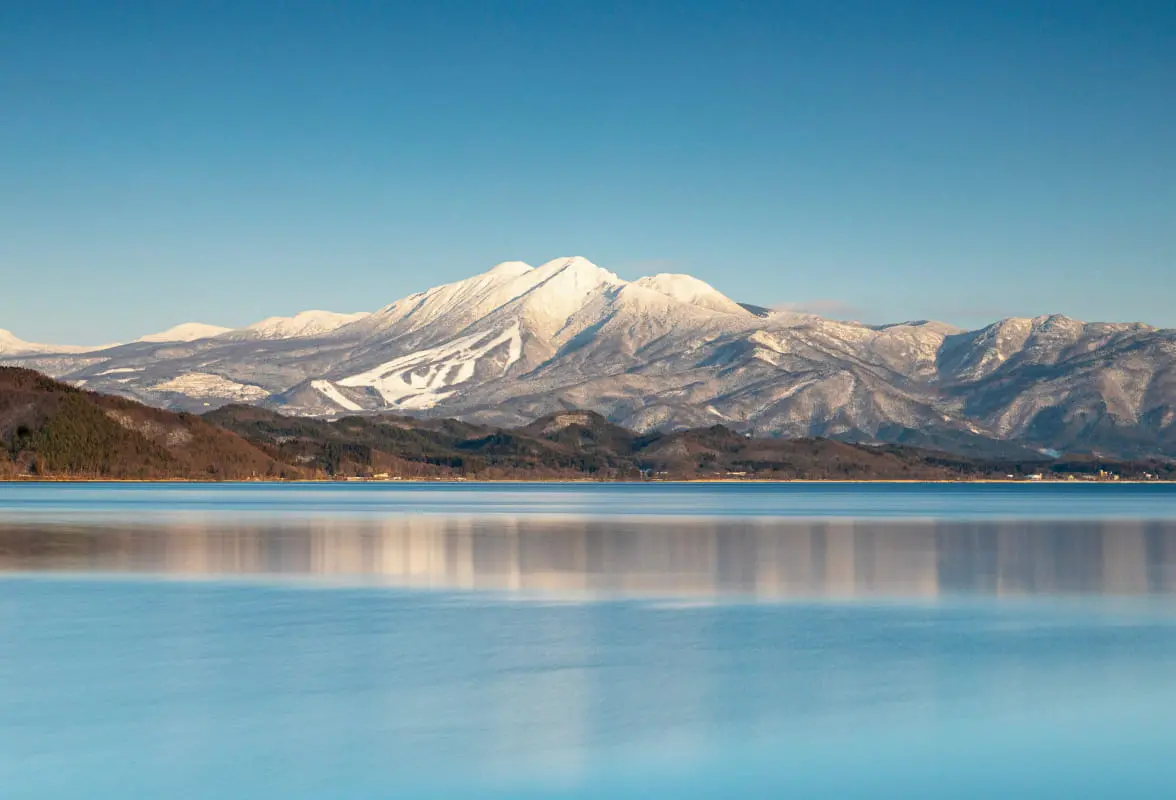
[1,477,1170,486]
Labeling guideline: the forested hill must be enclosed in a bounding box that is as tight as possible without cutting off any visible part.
[3,368,1173,482]
[0,368,298,479]
[204,404,978,481]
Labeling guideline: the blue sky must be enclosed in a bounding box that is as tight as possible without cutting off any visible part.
[3,0,1174,344]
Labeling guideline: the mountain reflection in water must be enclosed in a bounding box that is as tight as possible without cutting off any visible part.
[3,517,1175,599]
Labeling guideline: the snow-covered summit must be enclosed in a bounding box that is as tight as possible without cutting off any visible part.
[634,273,751,316]
[237,310,370,340]
[484,260,535,279]
[360,256,623,344]
[0,328,42,355]
[0,328,104,355]
[0,328,35,355]
[138,322,232,343]
[508,257,625,328]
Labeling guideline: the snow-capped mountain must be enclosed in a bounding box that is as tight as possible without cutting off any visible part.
[136,312,369,344]
[4,256,1176,458]
[138,323,233,343]
[227,310,371,340]
[0,328,105,355]
[633,273,750,316]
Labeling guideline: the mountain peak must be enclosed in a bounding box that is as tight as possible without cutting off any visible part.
[242,310,370,339]
[534,256,613,278]
[485,260,534,278]
[138,322,232,343]
[510,257,624,327]
[0,328,32,354]
[634,273,749,316]
[1030,313,1083,329]
[0,327,108,354]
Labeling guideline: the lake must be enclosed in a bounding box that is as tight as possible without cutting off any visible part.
[3,482,1176,798]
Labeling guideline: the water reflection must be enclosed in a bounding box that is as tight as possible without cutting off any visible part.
[3,517,1176,598]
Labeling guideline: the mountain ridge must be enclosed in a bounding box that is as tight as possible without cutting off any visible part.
[3,368,1173,481]
[4,257,1176,459]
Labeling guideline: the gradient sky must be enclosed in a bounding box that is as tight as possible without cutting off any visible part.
[3,0,1174,344]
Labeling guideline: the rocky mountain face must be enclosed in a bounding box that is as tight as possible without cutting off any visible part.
[4,257,1176,458]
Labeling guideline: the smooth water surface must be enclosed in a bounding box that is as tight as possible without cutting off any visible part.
[3,482,1176,798]
[3,480,1176,521]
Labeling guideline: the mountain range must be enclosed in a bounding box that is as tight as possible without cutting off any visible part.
[4,256,1176,459]
[6,367,1171,482]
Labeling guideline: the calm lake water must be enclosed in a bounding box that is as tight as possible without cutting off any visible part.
[3,482,1176,798]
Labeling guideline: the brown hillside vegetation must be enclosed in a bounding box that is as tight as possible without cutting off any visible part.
[0,368,300,479]
[205,404,1175,481]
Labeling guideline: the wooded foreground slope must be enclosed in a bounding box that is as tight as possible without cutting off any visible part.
[0,368,299,479]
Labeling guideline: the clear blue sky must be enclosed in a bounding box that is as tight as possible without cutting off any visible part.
[3,0,1174,344]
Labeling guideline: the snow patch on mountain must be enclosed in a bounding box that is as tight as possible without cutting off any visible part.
[311,380,363,412]
[531,411,603,435]
[339,323,523,409]
[151,373,270,401]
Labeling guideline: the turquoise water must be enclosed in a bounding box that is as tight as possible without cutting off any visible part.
[3,483,1176,798]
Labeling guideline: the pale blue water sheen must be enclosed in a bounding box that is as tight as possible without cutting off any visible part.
[3,483,1176,798]
[3,480,1176,521]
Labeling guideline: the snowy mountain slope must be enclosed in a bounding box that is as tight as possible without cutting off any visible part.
[138,323,232,343]
[228,310,370,340]
[4,257,1176,457]
[337,322,523,410]
[136,313,368,345]
[936,317,1176,452]
[281,259,707,414]
[0,328,108,355]
[439,312,977,442]
[1,307,380,410]
[0,328,46,355]
[351,260,541,343]
[634,273,751,316]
